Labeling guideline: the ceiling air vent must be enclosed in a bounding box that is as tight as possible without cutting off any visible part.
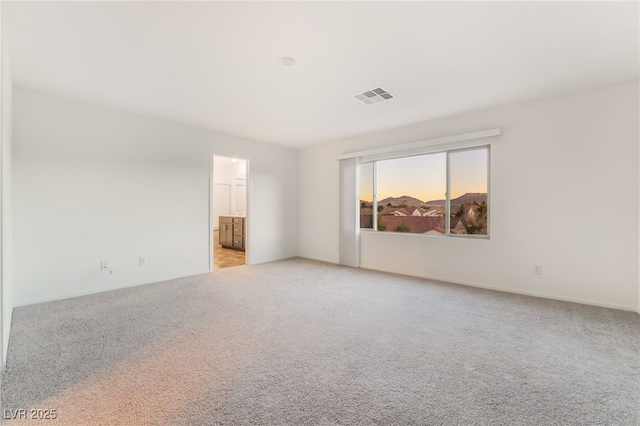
[354,87,394,105]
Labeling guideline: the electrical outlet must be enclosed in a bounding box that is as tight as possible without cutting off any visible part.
[139,257,146,266]
[100,261,113,274]
[533,265,542,275]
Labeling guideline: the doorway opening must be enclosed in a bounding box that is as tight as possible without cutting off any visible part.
[212,155,248,270]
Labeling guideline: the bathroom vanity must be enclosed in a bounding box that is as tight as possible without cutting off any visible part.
[219,216,246,251]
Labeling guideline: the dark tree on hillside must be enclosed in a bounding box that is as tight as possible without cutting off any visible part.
[455,204,465,218]
[478,201,487,217]
[377,205,383,213]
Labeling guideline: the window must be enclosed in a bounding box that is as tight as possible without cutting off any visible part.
[359,163,374,229]
[449,148,488,235]
[359,146,489,237]
[377,153,446,234]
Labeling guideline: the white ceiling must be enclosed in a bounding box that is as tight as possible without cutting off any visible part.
[4,1,639,149]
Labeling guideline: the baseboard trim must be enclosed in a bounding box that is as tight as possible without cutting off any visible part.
[3,306,14,367]
[13,260,640,315]
[358,264,638,313]
[249,254,299,266]
[296,255,339,265]
[13,271,211,308]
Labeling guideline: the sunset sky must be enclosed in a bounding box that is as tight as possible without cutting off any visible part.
[360,148,488,203]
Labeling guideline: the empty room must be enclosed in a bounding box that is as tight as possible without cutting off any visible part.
[0,2,639,425]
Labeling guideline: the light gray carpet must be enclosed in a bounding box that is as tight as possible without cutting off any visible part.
[1,258,639,425]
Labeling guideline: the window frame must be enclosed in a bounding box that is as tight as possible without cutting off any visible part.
[359,144,490,239]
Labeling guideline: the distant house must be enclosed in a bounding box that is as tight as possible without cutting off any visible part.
[374,216,468,234]
[381,216,445,233]
[360,215,373,228]
[360,207,374,229]
[377,206,415,217]
[378,206,397,216]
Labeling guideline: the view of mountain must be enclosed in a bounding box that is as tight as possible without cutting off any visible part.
[363,193,487,208]
[424,193,487,207]
[377,195,424,208]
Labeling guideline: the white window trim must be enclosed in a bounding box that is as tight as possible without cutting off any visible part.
[358,141,494,239]
[338,128,500,162]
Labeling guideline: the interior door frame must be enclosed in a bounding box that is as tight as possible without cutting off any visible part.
[210,154,250,272]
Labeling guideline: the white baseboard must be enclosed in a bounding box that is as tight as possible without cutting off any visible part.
[3,305,14,367]
[359,264,638,313]
[297,255,340,265]
[14,270,211,308]
[249,254,299,265]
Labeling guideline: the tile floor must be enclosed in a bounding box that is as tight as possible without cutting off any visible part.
[213,228,246,269]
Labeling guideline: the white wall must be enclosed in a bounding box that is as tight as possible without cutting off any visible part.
[1,8,13,367]
[299,81,640,311]
[0,4,12,367]
[13,88,298,306]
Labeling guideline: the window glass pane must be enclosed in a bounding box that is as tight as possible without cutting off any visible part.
[359,163,374,229]
[449,148,488,235]
[376,153,446,234]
